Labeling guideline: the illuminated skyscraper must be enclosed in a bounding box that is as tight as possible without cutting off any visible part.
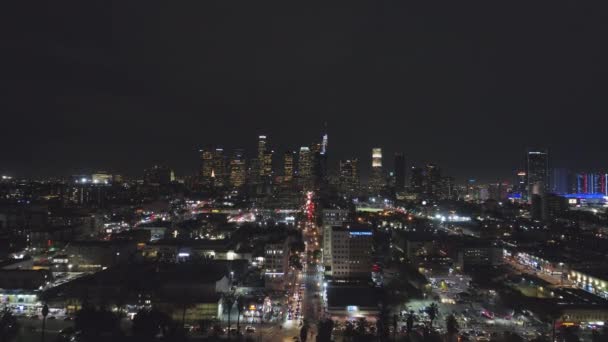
[283,150,295,182]
[229,149,246,188]
[315,133,329,186]
[369,148,384,193]
[526,149,549,197]
[257,135,267,169]
[212,148,227,187]
[424,163,441,198]
[394,152,406,191]
[298,146,313,188]
[515,171,527,197]
[321,133,328,155]
[339,159,359,196]
[263,150,273,178]
[257,135,268,177]
[410,166,424,194]
[551,168,570,194]
[200,147,214,185]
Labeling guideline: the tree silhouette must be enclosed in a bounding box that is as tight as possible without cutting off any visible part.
[300,324,309,342]
[74,304,121,341]
[0,308,18,342]
[563,327,580,342]
[223,293,235,335]
[316,318,334,342]
[406,311,414,334]
[426,303,439,330]
[235,296,244,335]
[344,321,355,340]
[445,314,458,342]
[132,309,173,341]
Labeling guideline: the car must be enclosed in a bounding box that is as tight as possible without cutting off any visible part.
[59,327,76,335]
[245,326,256,333]
[48,316,56,320]
[29,315,39,319]
[64,316,74,321]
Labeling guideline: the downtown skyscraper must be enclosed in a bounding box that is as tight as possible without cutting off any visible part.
[368,148,384,194]
[526,149,549,197]
[339,158,359,196]
[394,152,406,192]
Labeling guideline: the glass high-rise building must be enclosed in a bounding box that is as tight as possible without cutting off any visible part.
[551,168,570,194]
[369,148,384,193]
[410,166,424,194]
[212,148,227,187]
[298,146,313,188]
[339,158,359,196]
[229,149,246,188]
[200,147,214,186]
[255,135,273,182]
[394,152,406,191]
[526,149,549,197]
[283,150,295,182]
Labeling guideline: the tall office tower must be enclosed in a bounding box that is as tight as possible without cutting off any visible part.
[200,147,214,186]
[321,133,328,155]
[488,182,509,201]
[527,149,549,197]
[246,159,260,185]
[263,150,273,178]
[310,136,329,188]
[229,149,246,188]
[368,148,384,193]
[326,227,373,279]
[299,147,313,187]
[144,165,172,186]
[257,135,267,168]
[551,168,570,194]
[410,166,424,194]
[602,173,608,196]
[211,148,227,187]
[424,163,441,198]
[339,159,359,196]
[311,142,322,185]
[394,152,406,191]
[515,171,527,197]
[440,176,456,200]
[283,150,296,182]
[257,135,268,177]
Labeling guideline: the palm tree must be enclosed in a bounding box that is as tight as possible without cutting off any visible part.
[446,314,459,342]
[0,308,18,342]
[406,311,414,334]
[223,294,235,336]
[355,317,367,340]
[426,303,439,330]
[235,296,244,335]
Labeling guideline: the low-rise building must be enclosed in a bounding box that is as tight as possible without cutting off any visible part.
[325,227,372,280]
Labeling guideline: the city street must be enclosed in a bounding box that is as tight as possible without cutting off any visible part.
[15,317,74,342]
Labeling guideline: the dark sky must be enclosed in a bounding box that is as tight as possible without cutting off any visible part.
[4,3,608,182]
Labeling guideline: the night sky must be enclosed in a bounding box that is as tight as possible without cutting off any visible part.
[4,3,608,182]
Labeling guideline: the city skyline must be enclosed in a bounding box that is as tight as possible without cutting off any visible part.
[3,3,608,340]
[4,3,608,181]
